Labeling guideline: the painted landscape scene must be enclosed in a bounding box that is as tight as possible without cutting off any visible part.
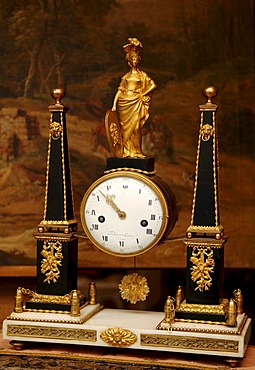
[0,0,254,270]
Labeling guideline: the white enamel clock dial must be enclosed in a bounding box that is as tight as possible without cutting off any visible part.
[80,171,169,257]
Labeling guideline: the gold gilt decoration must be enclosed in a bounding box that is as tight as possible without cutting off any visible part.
[39,219,76,226]
[104,166,156,175]
[164,296,175,325]
[105,110,123,157]
[201,123,214,141]
[119,272,150,304]
[14,287,24,313]
[50,120,62,140]
[19,287,71,304]
[109,122,121,147]
[40,240,63,283]
[109,37,156,158]
[7,325,96,342]
[233,289,243,315]
[140,334,238,353]
[38,219,78,234]
[175,286,184,309]
[190,246,215,292]
[88,282,97,305]
[70,290,80,317]
[226,298,238,327]
[177,299,228,314]
[100,327,137,348]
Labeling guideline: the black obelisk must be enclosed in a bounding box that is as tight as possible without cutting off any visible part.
[27,89,84,312]
[175,87,227,323]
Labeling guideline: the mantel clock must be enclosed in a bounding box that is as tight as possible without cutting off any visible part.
[3,39,250,362]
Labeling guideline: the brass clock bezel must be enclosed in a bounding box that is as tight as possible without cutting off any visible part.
[80,171,170,257]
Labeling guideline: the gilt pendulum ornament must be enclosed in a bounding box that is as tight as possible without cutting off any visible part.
[119,272,150,304]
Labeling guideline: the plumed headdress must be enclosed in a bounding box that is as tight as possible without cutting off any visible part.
[123,38,143,59]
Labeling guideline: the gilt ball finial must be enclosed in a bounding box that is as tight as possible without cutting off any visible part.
[50,88,65,105]
[202,86,218,104]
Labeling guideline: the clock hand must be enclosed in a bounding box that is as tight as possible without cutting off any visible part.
[99,191,126,219]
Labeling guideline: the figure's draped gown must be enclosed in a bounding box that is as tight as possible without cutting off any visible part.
[117,70,154,157]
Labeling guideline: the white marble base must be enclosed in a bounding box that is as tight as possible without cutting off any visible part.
[2,307,251,359]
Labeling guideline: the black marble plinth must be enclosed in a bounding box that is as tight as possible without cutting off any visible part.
[177,238,226,323]
[107,157,155,172]
[35,236,78,297]
[186,243,224,305]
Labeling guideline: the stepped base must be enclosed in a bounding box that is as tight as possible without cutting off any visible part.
[3,308,251,359]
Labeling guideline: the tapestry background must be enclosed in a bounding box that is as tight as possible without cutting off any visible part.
[0,0,254,272]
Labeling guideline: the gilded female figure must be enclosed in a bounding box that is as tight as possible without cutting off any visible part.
[111,38,156,158]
